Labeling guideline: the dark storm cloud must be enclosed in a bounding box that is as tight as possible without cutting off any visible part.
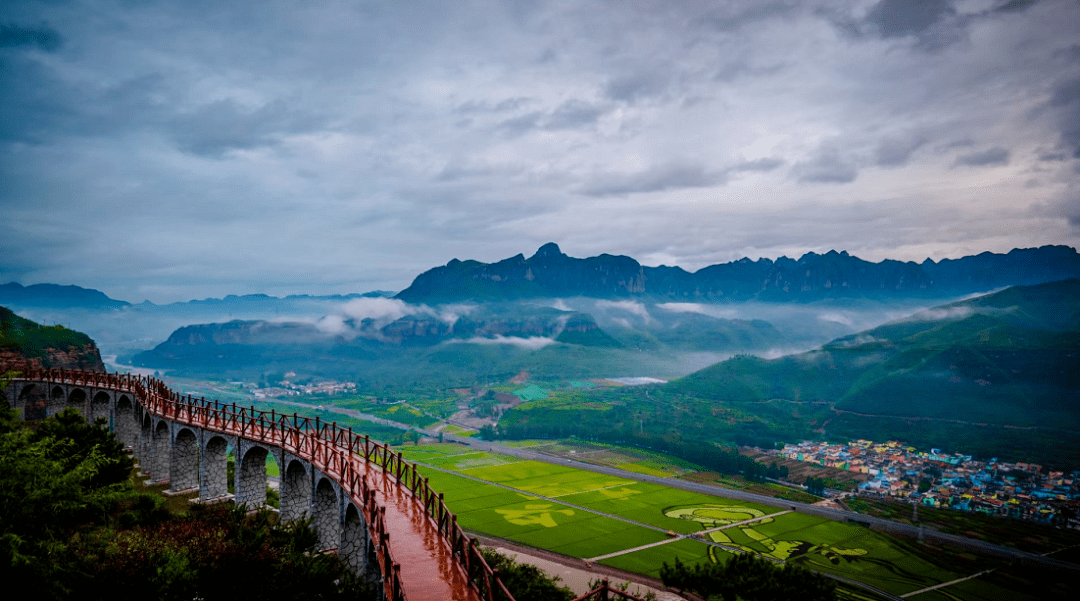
[864,0,955,37]
[583,163,719,196]
[698,2,798,32]
[953,147,1011,167]
[582,157,784,197]
[729,158,785,173]
[604,70,671,103]
[996,0,1040,13]
[0,48,167,144]
[545,100,607,130]
[1,0,1078,301]
[1047,78,1080,158]
[793,148,858,184]
[169,99,329,158]
[857,0,969,51]
[875,135,927,168]
[0,22,63,51]
[496,99,607,135]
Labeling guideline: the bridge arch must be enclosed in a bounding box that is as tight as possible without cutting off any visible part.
[139,413,152,474]
[115,395,134,447]
[19,383,46,420]
[201,435,229,499]
[237,444,269,508]
[151,420,170,482]
[91,391,110,424]
[314,476,341,550]
[170,427,199,492]
[281,458,312,522]
[342,501,373,580]
[48,385,65,417]
[67,387,87,417]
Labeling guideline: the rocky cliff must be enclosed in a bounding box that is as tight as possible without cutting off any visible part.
[0,306,106,372]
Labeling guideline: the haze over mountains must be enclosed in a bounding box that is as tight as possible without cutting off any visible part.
[494,279,1080,466]
[4,244,1080,375]
[3,244,1079,464]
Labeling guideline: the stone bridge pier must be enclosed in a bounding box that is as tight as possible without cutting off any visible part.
[1,379,379,586]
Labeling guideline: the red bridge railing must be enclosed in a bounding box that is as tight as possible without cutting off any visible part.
[13,368,515,601]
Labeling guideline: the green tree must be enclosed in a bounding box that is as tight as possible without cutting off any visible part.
[661,553,835,601]
[479,548,574,601]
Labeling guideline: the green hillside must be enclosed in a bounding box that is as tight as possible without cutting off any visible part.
[658,280,1080,464]
[497,281,1080,467]
[669,280,1080,425]
[1,306,95,359]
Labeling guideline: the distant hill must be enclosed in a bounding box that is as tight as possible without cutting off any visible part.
[396,243,1080,303]
[1,306,106,372]
[665,280,1080,462]
[0,283,129,310]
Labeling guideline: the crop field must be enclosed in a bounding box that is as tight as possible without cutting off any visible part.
[420,468,668,558]
[561,482,781,535]
[749,514,970,596]
[523,439,701,478]
[402,446,526,471]
[398,444,1009,598]
[599,538,725,578]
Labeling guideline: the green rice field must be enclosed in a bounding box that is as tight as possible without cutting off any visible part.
[421,468,667,558]
[599,538,725,578]
[398,444,1017,599]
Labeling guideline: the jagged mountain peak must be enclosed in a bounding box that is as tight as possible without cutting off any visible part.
[396,245,1080,304]
[531,242,565,260]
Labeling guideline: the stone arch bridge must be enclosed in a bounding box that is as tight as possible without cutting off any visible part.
[2,369,524,601]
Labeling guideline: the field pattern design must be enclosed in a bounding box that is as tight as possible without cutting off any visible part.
[400,445,977,597]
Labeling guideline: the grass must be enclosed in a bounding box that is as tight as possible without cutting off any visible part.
[441,424,477,437]
[599,538,725,578]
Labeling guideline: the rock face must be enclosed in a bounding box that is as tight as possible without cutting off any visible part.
[1,307,106,372]
[396,243,1080,303]
[0,344,106,372]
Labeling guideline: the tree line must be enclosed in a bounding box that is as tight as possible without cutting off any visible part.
[660,554,835,601]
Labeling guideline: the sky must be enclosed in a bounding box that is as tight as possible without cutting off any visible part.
[2,0,1079,304]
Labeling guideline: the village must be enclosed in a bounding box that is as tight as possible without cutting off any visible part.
[778,439,1080,529]
[249,371,357,399]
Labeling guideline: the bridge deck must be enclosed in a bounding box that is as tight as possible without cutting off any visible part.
[363,461,479,601]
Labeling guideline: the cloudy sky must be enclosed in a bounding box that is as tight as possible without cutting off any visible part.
[2,0,1079,303]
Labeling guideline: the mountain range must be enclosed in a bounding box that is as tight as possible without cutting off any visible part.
[397,243,1080,303]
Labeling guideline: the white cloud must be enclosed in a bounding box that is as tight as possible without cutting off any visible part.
[549,299,573,312]
[657,302,739,319]
[817,311,854,326]
[595,300,651,323]
[340,297,416,323]
[446,335,557,349]
[900,305,1012,323]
